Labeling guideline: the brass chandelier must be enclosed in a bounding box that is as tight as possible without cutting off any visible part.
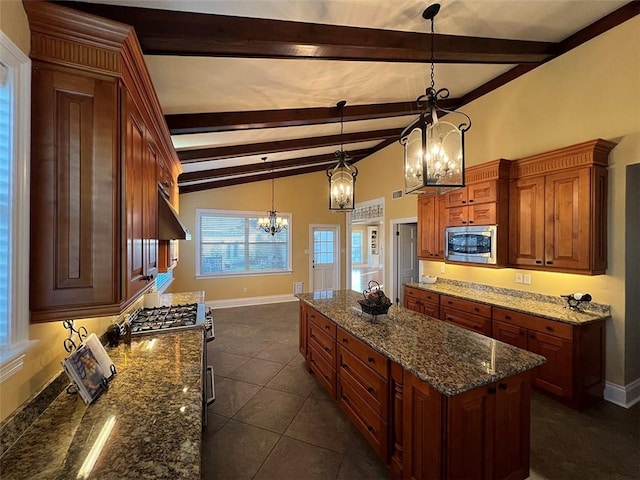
[400,3,471,193]
[257,157,288,235]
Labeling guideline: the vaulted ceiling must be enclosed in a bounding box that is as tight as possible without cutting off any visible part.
[60,0,638,193]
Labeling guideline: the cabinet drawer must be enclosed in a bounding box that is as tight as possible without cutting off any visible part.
[493,307,573,341]
[404,287,440,304]
[308,343,336,398]
[445,187,468,207]
[469,202,497,226]
[308,321,336,366]
[338,346,388,419]
[308,309,336,338]
[440,295,492,318]
[337,328,388,379]
[441,307,492,336]
[338,374,388,459]
[467,181,497,205]
[445,206,468,226]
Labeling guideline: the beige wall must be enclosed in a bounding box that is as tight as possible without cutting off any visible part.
[0,0,29,54]
[354,17,640,387]
[170,171,347,300]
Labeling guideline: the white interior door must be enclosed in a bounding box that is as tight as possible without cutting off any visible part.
[397,223,418,305]
[310,225,340,292]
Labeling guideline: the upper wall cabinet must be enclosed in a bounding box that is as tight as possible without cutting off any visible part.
[509,139,615,275]
[25,2,181,321]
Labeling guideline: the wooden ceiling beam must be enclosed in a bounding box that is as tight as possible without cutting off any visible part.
[58,2,555,64]
[179,149,371,183]
[179,163,333,193]
[178,128,402,163]
[166,101,439,135]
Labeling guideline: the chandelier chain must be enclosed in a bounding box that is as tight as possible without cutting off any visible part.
[429,15,435,89]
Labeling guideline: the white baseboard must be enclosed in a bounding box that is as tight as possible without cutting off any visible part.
[604,377,640,408]
[206,294,299,310]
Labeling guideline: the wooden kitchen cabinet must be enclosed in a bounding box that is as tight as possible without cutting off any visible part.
[337,327,389,460]
[417,194,445,260]
[493,307,604,408]
[403,369,531,480]
[124,91,159,299]
[440,295,492,336]
[445,180,497,208]
[25,2,183,321]
[29,66,121,322]
[306,309,337,399]
[299,302,308,358]
[404,286,439,318]
[509,140,615,274]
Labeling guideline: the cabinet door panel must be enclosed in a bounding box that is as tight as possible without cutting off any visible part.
[509,176,545,266]
[493,373,531,480]
[30,67,119,319]
[418,194,437,258]
[299,303,308,358]
[124,95,147,299]
[446,384,494,480]
[441,307,492,336]
[445,187,468,207]
[143,135,158,279]
[544,168,591,270]
[403,371,443,480]
[492,320,528,350]
[339,346,388,418]
[528,331,573,398]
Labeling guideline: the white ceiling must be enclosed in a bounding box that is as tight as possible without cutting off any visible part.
[77,0,630,191]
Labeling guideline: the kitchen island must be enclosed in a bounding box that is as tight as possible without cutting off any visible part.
[0,329,204,480]
[298,290,546,480]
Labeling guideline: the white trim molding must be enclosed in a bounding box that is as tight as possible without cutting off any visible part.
[604,378,640,408]
[206,294,299,310]
[0,30,33,381]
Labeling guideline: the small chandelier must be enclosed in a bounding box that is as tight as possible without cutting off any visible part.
[400,3,471,193]
[327,100,358,210]
[257,157,288,235]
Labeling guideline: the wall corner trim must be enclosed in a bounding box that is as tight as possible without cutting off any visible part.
[604,378,640,408]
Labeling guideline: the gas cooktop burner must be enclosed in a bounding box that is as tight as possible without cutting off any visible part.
[130,303,202,334]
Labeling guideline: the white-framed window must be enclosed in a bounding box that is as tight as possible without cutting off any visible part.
[196,209,292,278]
[0,30,34,382]
[351,231,363,264]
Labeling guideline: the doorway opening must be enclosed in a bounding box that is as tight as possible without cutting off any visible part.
[390,217,419,306]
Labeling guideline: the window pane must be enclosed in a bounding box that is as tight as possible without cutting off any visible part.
[351,232,362,264]
[0,71,11,345]
[198,210,291,277]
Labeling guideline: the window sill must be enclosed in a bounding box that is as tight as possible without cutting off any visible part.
[0,340,38,383]
[196,270,293,280]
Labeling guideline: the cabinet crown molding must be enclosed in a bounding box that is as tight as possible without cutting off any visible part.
[510,139,617,178]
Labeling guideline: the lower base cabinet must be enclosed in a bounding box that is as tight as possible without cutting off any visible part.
[300,304,533,480]
[400,369,531,480]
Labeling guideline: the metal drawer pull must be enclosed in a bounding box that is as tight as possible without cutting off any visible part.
[367,425,375,432]
[505,315,512,320]
[546,326,553,331]
[488,386,496,394]
[341,363,349,369]
[367,387,375,394]
[342,338,348,343]
[499,383,508,390]
[324,347,330,353]
[367,357,375,363]
[324,325,331,330]
[324,374,330,381]
[206,365,216,406]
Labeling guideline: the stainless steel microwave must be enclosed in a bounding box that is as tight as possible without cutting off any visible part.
[445,225,497,264]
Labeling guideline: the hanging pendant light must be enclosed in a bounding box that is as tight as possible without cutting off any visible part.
[400,3,471,193]
[257,157,288,235]
[327,100,358,211]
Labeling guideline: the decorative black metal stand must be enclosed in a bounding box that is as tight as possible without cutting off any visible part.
[62,320,115,398]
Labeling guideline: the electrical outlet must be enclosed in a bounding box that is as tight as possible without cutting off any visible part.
[243,286,248,293]
[440,265,446,274]
[515,273,523,284]
[523,274,532,285]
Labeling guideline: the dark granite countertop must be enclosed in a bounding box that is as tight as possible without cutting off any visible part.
[405,280,610,325]
[298,290,545,397]
[0,329,204,480]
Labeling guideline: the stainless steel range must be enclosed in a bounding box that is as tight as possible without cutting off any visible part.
[130,303,201,334]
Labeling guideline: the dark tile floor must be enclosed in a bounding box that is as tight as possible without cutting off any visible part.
[202,302,640,480]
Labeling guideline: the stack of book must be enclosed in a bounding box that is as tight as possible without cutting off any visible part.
[61,333,116,404]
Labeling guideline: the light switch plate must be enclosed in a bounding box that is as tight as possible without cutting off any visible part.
[523,274,532,285]
[515,273,523,284]
[440,265,446,274]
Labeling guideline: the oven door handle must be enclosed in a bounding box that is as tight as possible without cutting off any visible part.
[206,365,216,406]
